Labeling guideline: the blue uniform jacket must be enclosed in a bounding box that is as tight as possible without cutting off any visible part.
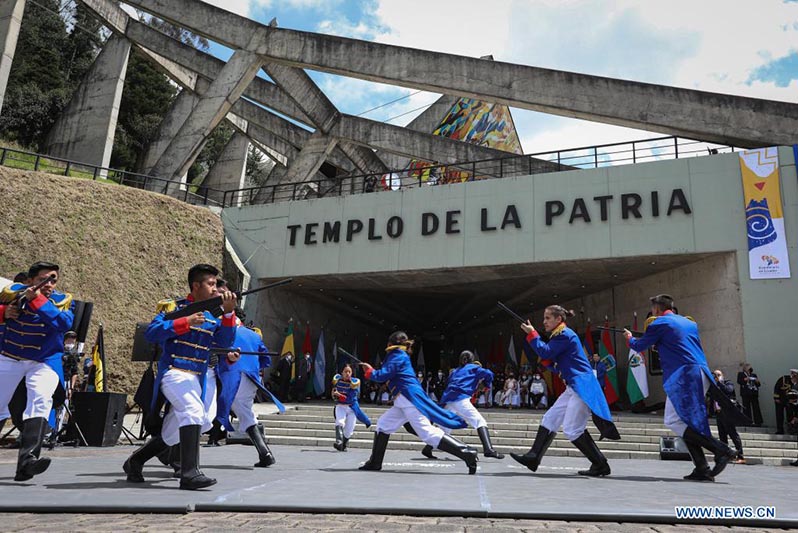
[440,363,493,405]
[215,325,285,431]
[628,311,714,437]
[0,285,74,384]
[145,296,236,411]
[332,374,371,427]
[591,360,607,386]
[525,324,620,440]
[366,348,467,430]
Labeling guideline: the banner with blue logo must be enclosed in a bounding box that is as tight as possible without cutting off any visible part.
[739,147,791,279]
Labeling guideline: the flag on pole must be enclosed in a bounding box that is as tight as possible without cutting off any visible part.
[600,318,619,405]
[361,334,371,364]
[281,320,296,379]
[302,324,314,395]
[507,334,518,367]
[416,343,425,371]
[90,324,105,392]
[313,329,326,396]
[584,320,596,356]
[332,339,338,372]
[626,313,649,404]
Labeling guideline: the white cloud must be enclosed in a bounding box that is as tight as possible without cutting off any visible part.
[201,0,254,16]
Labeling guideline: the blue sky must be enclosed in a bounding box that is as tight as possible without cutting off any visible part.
[201,0,798,153]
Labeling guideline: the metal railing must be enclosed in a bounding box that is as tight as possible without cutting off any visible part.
[221,136,736,208]
[0,146,226,207]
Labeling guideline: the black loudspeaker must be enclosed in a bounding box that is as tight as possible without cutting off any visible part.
[71,392,128,446]
[659,436,692,461]
[131,322,160,362]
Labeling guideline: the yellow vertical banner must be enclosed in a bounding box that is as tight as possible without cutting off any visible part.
[739,147,791,279]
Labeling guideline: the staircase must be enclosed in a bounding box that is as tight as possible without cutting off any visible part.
[258,403,798,466]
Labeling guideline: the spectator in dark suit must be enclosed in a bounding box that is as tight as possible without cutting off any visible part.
[276,353,293,402]
[294,352,312,403]
[736,363,762,426]
[713,369,745,464]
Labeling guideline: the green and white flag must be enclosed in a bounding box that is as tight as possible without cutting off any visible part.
[626,314,648,404]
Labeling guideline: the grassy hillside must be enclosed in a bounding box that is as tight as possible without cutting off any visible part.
[0,167,224,397]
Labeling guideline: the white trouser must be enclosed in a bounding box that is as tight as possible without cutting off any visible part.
[540,385,591,441]
[664,372,711,437]
[376,394,445,447]
[335,404,357,438]
[231,374,258,431]
[0,355,59,420]
[442,397,487,435]
[494,390,505,405]
[204,367,218,424]
[160,369,212,446]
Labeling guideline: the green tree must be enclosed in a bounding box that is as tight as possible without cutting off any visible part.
[0,0,72,147]
[111,50,178,170]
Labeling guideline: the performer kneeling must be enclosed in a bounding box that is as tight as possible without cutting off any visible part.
[332,364,371,451]
[421,351,504,460]
[511,306,619,477]
[0,262,74,482]
[123,264,236,490]
[216,308,285,467]
[625,294,737,482]
[359,331,478,474]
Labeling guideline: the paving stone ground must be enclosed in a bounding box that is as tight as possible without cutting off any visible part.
[0,512,783,532]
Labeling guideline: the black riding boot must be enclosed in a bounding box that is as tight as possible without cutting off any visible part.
[206,419,225,446]
[478,426,504,459]
[683,440,714,481]
[15,417,51,481]
[359,432,390,471]
[683,427,735,478]
[246,424,275,467]
[179,425,216,490]
[334,426,344,451]
[437,434,478,475]
[341,436,350,451]
[123,436,168,483]
[570,431,611,477]
[168,444,181,477]
[421,444,438,459]
[510,425,556,472]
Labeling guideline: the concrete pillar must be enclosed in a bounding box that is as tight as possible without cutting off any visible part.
[149,49,263,183]
[281,131,338,184]
[0,0,24,113]
[43,33,130,169]
[201,131,249,206]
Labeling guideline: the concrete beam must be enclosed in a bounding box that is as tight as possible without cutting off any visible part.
[43,33,131,169]
[125,20,312,126]
[0,0,25,113]
[149,48,264,181]
[201,131,249,205]
[333,114,518,165]
[139,84,202,176]
[280,131,337,184]
[124,0,798,147]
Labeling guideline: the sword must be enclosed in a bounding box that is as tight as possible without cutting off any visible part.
[497,301,527,324]
[597,326,643,336]
[336,347,364,365]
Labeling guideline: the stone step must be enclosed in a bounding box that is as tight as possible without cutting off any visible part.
[264,434,790,465]
[262,426,797,456]
[260,414,787,439]
[258,418,798,447]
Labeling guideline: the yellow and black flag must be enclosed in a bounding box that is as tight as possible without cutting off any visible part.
[91,324,106,392]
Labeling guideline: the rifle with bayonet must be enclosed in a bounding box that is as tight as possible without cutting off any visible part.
[8,274,57,309]
[162,278,293,320]
[209,348,281,357]
[597,326,643,337]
